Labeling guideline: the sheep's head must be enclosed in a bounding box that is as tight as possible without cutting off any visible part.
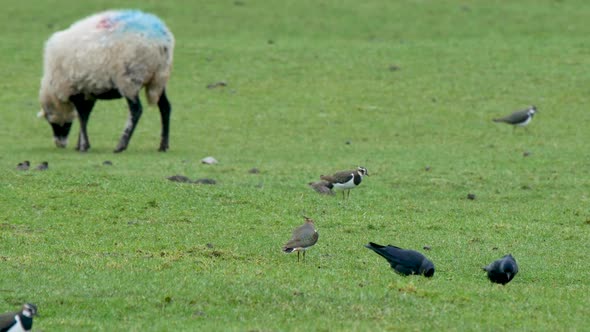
[39,96,76,148]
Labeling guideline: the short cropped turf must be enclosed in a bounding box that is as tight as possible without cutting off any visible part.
[1,0,589,331]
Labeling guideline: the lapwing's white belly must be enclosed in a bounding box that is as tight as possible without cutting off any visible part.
[7,315,26,332]
[333,178,356,190]
[516,116,532,127]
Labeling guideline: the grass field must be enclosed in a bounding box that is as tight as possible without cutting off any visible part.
[1,0,590,331]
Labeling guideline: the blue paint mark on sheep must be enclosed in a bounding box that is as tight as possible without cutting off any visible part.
[109,10,171,40]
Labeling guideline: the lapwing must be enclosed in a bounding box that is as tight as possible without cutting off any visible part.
[365,242,435,277]
[16,161,30,171]
[34,162,48,171]
[493,106,537,129]
[308,180,334,195]
[0,303,37,332]
[483,254,519,285]
[320,166,369,198]
[282,217,319,262]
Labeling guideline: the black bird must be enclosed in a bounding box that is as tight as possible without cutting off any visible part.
[493,106,537,128]
[483,254,519,285]
[320,166,369,198]
[365,242,435,277]
[0,303,37,332]
[16,161,30,171]
[35,161,49,171]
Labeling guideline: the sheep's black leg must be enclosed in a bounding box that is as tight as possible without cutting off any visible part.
[70,94,96,152]
[157,89,171,152]
[115,96,143,153]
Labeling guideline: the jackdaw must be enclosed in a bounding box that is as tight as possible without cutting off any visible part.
[365,242,435,277]
[483,254,519,285]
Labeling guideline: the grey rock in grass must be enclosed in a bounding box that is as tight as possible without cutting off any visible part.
[103,160,113,166]
[282,217,319,262]
[201,156,218,165]
[483,254,519,285]
[308,180,334,195]
[35,161,49,171]
[365,242,435,277]
[248,167,260,174]
[467,193,476,200]
[16,161,30,171]
[0,303,37,332]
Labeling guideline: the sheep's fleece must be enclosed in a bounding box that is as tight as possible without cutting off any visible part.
[39,10,175,152]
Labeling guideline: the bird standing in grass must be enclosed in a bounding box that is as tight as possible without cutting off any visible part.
[0,303,37,332]
[483,254,519,285]
[16,161,30,171]
[282,217,319,262]
[365,242,435,277]
[35,161,49,171]
[493,106,537,129]
[320,166,368,199]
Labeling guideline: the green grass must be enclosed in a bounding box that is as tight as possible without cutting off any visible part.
[1,0,590,330]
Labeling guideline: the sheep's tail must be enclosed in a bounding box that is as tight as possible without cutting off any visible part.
[145,84,166,105]
[145,44,174,105]
[145,69,171,105]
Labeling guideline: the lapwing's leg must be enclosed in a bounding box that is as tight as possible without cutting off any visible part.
[303,250,306,262]
[297,251,300,262]
[347,190,351,199]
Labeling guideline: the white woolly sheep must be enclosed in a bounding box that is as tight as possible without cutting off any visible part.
[38,9,174,152]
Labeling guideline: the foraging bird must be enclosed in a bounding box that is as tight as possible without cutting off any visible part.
[16,161,30,171]
[493,106,537,128]
[0,303,37,332]
[282,217,319,262]
[167,175,193,183]
[320,166,369,198]
[35,161,49,171]
[365,242,435,277]
[308,180,334,195]
[483,254,519,285]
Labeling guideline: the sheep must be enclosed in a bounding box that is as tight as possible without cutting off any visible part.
[38,9,175,153]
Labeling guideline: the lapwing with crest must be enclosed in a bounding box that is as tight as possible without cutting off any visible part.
[282,217,319,262]
[0,303,37,332]
[320,166,369,199]
[493,106,537,130]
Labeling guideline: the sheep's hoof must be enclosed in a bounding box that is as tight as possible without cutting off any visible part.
[76,144,90,152]
[54,136,68,148]
[158,145,168,152]
[114,146,127,153]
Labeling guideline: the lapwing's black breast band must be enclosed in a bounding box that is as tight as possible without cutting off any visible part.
[353,173,362,185]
